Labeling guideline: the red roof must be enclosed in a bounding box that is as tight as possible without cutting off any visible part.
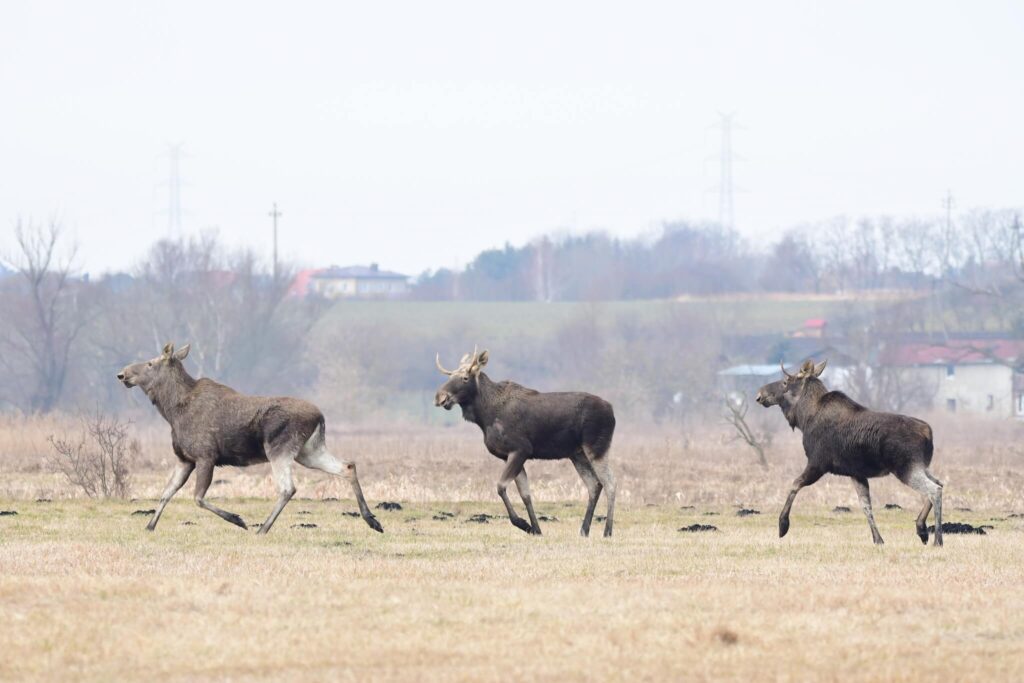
[882,339,1024,366]
[803,318,827,329]
[288,268,324,297]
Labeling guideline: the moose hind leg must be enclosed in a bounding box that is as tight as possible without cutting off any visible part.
[571,452,602,538]
[296,447,383,533]
[852,477,884,545]
[585,448,616,538]
[514,469,542,535]
[256,452,297,535]
[193,460,248,530]
[901,467,943,547]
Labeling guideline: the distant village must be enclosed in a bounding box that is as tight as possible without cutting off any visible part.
[720,318,1024,421]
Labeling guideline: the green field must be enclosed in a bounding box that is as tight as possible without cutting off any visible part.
[1,498,1022,682]
[317,297,870,340]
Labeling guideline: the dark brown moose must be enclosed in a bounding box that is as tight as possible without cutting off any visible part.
[434,347,617,537]
[756,360,944,546]
[117,343,383,535]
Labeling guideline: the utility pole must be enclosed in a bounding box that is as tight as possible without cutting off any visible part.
[268,202,282,281]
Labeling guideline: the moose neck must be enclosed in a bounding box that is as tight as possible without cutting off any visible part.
[792,378,828,430]
[142,363,197,424]
[460,372,499,429]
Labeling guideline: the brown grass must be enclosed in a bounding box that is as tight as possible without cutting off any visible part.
[1,415,1022,681]
[0,499,1022,682]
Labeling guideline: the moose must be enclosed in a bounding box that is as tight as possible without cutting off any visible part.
[434,347,617,537]
[117,343,383,535]
[756,359,943,546]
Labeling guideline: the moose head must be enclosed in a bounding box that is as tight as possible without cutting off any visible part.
[434,346,489,410]
[755,359,826,408]
[117,342,191,390]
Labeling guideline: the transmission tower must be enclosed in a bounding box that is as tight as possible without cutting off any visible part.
[715,113,737,230]
[163,143,185,236]
[942,189,955,271]
[268,202,282,281]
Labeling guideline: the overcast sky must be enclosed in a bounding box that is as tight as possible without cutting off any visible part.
[1,1,1021,276]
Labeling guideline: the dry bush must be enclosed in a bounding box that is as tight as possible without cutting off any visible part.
[46,412,138,498]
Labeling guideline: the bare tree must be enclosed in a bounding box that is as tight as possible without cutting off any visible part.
[47,410,137,498]
[0,220,91,412]
[723,393,769,468]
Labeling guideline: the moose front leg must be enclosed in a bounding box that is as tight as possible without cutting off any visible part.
[779,465,823,538]
[497,451,533,534]
[147,460,195,531]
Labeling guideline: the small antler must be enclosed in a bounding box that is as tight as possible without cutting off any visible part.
[435,353,454,376]
[780,361,794,379]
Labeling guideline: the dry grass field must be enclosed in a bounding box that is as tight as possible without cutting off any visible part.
[1,416,1023,681]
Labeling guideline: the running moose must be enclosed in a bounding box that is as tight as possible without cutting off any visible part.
[756,360,944,546]
[434,347,617,537]
[117,343,383,535]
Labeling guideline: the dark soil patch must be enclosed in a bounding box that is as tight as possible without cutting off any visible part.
[432,511,456,521]
[322,497,340,502]
[35,498,52,503]
[736,509,760,517]
[833,506,852,513]
[131,509,156,516]
[595,515,606,522]
[884,503,903,510]
[927,522,987,535]
[0,510,17,517]
[679,524,718,533]
[291,523,318,529]
[955,507,973,512]
[467,513,498,524]
[180,521,197,526]
[296,510,312,515]
[703,512,719,516]
[212,479,229,486]
[1008,513,1024,518]
[679,505,695,510]
[376,502,403,511]
[341,511,360,517]
[538,515,559,522]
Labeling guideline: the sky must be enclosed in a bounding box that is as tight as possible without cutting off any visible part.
[1,1,1021,276]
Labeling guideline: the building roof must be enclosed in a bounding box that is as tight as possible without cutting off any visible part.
[881,339,1024,366]
[313,264,407,280]
[718,364,784,377]
[803,318,828,329]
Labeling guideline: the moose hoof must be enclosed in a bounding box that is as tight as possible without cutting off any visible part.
[365,515,384,533]
[779,518,790,538]
[579,527,590,538]
[603,528,613,538]
[917,527,929,544]
[528,526,542,536]
[511,518,532,534]
[228,515,248,530]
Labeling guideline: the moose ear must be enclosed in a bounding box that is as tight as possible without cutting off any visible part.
[813,359,827,377]
[174,344,190,361]
[476,350,489,369]
[162,342,174,357]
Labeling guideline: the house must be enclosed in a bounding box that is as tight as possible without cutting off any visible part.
[880,339,1024,419]
[306,264,409,299]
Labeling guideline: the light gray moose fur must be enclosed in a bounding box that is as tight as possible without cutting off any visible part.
[117,343,383,535]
